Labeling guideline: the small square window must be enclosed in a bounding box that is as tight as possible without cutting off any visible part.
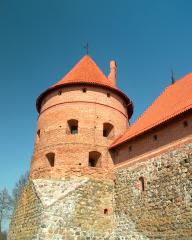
[104,209,108,214]
[88,151,101,168]
[68,119,78,134]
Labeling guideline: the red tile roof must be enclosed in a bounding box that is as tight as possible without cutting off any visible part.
[51,54,115,88]
[110,72,192,148]
[36,55,133,116]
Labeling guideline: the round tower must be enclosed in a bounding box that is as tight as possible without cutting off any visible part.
[30,55,133,180]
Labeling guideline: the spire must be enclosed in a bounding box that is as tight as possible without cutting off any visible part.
[84,42,89,55]
[171,69,175,84]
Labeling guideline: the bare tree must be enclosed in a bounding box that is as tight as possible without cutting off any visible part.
[12,171,29,206]
[0,189,12,234]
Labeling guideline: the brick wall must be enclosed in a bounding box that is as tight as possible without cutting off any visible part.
[113,111,192,166]
[30,85,130,180]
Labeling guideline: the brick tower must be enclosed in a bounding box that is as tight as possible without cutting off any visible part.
[9,55,133,240]
[30,55,132,181]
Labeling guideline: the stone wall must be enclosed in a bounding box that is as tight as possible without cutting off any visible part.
[114,142,192,239]
[9,177,114,240]
[8,182,42,240]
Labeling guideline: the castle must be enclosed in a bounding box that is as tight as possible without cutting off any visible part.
[8,55,192,239]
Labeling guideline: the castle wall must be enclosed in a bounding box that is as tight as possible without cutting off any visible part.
[8,182,43,240]
[114,111,192,165]
[30,85,129,180]
[114,141,192,239]
[9,178,115,240]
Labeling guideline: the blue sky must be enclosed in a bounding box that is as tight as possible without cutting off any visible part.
[0,0,192,201]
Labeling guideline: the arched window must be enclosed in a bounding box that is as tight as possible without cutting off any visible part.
[67,119,78,134]
[103,122,114,138]
[139,177,145,192]
[46,152,55,167]
[88,151,101,167]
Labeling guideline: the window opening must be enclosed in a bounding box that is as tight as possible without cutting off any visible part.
[104,209,108,214]
[68,119,78,134]
[183,121,188,127]
[88,151,101,167]
[103,122,114,138]
[139,177,145,191]
[153,135,158,141]
[46,152,55,167]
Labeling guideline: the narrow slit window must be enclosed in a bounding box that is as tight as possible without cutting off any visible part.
[103,122,114,138]
[46,152,55,167]
[88,151,101,168]
[139,177,145,192]
[36,129,41,144]
[68,119,78,134]
[37,129,40,138]
[153,135,158,141]
[183,121,188,127]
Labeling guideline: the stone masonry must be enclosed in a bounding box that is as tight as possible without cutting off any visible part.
[114,142,192,239]
[9,178,114,240]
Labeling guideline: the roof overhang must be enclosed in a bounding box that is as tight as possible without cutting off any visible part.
[36,81,133,119]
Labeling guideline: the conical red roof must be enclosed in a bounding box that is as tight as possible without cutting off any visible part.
[51,55,115,88]
[110,72,192,148]
[36,55,133,116]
